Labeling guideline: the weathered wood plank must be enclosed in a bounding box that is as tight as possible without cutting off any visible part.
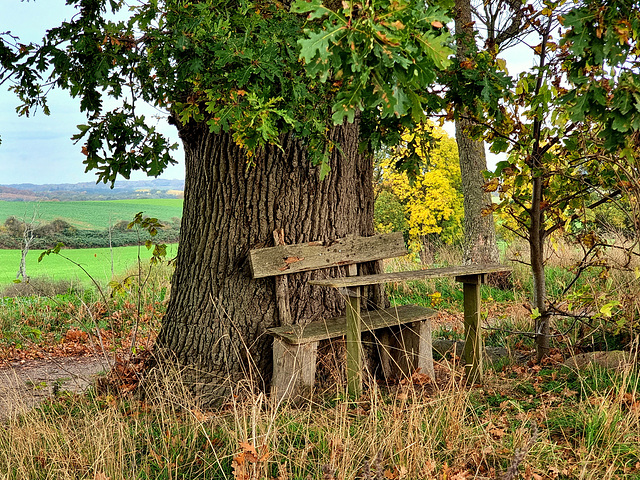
[271,338,318,403]
[272,229,292,326]
[345,290,362,397]
[376,319,435,381]
[308,264,511,288]
[267,305,436,344]
[249,232,406,278]
[345,264,362,397]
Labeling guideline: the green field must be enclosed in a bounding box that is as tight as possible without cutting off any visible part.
[0,199,183,230]
[0,244,178,288]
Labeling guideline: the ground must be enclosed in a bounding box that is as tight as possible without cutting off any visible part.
[0,355,111,419]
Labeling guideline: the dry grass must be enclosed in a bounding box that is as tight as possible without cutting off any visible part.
[1,241,639,479]
[1,357,639,479]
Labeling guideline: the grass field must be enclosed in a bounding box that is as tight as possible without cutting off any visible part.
[0,244,178,288]
[0,199,183,230]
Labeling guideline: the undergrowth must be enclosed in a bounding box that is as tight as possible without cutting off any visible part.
[1,361,639,479]
[1,240,639,479]
[0,264,171,359]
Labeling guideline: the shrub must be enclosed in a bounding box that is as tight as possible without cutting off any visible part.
[1,277,80,298]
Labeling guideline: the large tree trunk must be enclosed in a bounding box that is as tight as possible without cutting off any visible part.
[454,0,500,266]
[156,119,377,405]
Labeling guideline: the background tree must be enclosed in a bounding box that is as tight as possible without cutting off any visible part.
[375,123,463,263]
[14,210,39,282]
[451,0,527,266]
[1,0,455,403]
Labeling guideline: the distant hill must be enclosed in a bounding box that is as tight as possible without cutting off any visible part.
[0,179,184,201]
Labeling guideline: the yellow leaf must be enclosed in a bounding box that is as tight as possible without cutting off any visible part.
[483,178,500,192]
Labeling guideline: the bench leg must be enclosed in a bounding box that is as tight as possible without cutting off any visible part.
[462,278,483,383]
[345,290,362,398]
[377,320,434,381]
[378,329,394,381]
[414,320,435,379]
[271,338,318,403]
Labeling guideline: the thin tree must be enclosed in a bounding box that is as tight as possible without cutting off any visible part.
[15,209,38,283]
[477,1,640,360]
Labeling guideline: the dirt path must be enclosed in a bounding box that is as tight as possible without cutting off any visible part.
[0,355,113,419]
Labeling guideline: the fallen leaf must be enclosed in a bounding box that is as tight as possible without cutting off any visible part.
[283,256,304,264]
[190,407,209,421]
[239,441,258,457]
[460,59,474,69]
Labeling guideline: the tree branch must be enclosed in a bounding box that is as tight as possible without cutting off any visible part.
[545,189,622,238]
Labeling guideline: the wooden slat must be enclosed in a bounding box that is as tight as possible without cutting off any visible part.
[463,280,483,383]
[249,232,406,279]
[345,263,362,397]
[267,305,436,344]
[272,229,292,326]
[308,264,511,288]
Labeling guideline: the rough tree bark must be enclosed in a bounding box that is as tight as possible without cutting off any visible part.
[156,118,379,405]
[454,0,500,266]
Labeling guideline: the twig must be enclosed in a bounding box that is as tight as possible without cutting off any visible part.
[502,421,538,480]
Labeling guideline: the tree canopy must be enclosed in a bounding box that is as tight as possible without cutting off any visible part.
[1,0,458,183]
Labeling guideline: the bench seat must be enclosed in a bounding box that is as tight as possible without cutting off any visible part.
[308,264,511,288]
[268,304,435,344]
[268,305,436,401]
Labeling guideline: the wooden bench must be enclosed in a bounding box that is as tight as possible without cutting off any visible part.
[249,231,510,401]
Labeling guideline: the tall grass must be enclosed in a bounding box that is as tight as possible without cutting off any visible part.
[1,360,638,479]
[2,238,640,479]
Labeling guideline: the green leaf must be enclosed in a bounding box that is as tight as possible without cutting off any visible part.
[611,114,630,132]
[299,26,346,63]
[318,159,331,180]
[291,0,336,20]
[599,301,620,318]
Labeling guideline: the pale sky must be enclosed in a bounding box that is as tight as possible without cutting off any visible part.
[1,1,536,186]
[0,1,185,185]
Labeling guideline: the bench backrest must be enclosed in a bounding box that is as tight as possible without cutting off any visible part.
[249,232,406,279]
